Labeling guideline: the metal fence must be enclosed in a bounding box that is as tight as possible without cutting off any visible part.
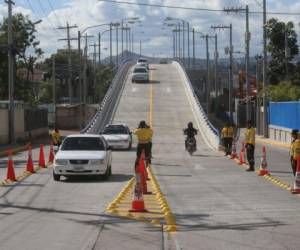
[269,101,300,129]
[24,108,48,131]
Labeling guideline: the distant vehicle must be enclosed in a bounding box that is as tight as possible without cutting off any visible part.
[159,58,168,64]
[53,134,112,181]
[101,123,132,150]
[132,66,149,83]
[136,58,149,69]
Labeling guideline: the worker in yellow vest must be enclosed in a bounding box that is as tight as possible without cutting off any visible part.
[292,132,300,175]
[290,129,299,176]
[245,120,256,171]
[221,122,234,156]
[133,120,153,164]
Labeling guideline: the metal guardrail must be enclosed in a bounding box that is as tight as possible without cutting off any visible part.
[173,60,220,150]
[81,60,134,134]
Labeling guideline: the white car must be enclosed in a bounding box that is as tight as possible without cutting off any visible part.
[132,66,149,83]
[53,134,112,181]
[101,124,132,150]
[137,58,149,69]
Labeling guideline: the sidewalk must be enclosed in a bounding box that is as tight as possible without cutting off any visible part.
[232,128,295,191]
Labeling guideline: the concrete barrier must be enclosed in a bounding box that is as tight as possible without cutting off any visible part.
[173,61,220,150]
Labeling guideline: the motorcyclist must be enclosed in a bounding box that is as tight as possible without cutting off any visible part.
[183,122,198,150]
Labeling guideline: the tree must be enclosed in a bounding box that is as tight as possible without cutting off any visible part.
[266,18,299,84]
[268,81,300,101]
[0,13,43,104]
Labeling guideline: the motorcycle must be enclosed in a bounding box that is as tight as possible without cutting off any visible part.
[186,137,196,155]
[183,129,197,155]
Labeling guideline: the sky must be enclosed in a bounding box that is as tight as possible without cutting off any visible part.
[1,0,300,61]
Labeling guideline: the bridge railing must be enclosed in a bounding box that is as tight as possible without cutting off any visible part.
[81,60,134,134]
[173,60,220,150]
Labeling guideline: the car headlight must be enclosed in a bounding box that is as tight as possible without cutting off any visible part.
[55,159,68,165]
[90,159,105,165]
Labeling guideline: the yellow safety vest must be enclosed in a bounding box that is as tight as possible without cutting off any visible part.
[52,131,61,144]
[133,127,153,144]
[245,127,255,145]
[293,139,300,160]
[221,127,234,139]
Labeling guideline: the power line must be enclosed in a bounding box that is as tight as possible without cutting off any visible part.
[47,0,64,27]
[97,0,300,16]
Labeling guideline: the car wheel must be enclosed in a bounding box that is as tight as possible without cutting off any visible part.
[53,171,60,181]
[103,167,110,180]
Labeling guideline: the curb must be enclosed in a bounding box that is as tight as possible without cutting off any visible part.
[255,137,289,149]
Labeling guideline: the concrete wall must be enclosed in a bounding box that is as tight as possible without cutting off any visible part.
[0,108,48,144]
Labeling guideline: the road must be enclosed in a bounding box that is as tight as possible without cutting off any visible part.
[0,63,300,250]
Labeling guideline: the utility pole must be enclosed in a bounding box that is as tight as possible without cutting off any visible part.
[110,23,112,65]
[52,56,56,127]
[224,5,251,122]
[182,21,185,65]
[77,31,82,129]
[178,23,181,60]
[132,33,134,54]
[214,34,218,99]
[211,24,233,122]
[187,22,190,68]
[121,21,124,61]
[116,26,119,66]
[173,30,175,58]
[192,28,195,69]
[6,0,15,143]
[83,34,94,105]
[98,33,101,64]
[206,35,210,114]
[58,22,78,104]
[140,40,142,57]
[262,0,268,137]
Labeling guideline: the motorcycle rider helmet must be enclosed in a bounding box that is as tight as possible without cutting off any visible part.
[188,122,193,129]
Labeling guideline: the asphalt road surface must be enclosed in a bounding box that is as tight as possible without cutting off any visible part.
[0,63,300,250]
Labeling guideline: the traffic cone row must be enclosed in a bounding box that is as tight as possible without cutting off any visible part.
[3,143,54,183]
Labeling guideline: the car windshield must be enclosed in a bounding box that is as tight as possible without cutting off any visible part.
[103,126,128,134]
[134,68,147,73]
[61,137,104,151]
[138,59,147,63]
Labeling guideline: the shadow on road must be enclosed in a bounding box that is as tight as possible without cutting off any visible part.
[61,174,133,183]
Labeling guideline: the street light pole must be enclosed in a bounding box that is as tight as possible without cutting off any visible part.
[263,0,268,137]
[116,26,118,66]
[110,23,112,65]
[192,28,195,69]
[187,22,190,68]
[6,0,15,143]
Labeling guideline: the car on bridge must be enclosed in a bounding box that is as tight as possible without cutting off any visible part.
[101,123,132,150]
[131,66,149,83]
[53,134,112,181]
[136,58,149,69]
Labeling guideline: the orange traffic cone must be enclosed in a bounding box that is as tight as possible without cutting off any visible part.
[291,155,300,194]
[48,142,55,163]
[6,149,16,181]
[129,172,148,212]
[230,140,237,159]
[38,144,46,168]
[26,145,35,173]
[239,142,245,165]
[258,146,269,176]
[138,153,152,194]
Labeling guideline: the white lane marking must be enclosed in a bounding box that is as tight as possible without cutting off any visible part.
[132,87,137,92]
[166,87,171,93]
[195,164,205,170]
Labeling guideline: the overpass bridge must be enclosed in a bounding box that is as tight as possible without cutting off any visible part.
[0,62,300,250]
